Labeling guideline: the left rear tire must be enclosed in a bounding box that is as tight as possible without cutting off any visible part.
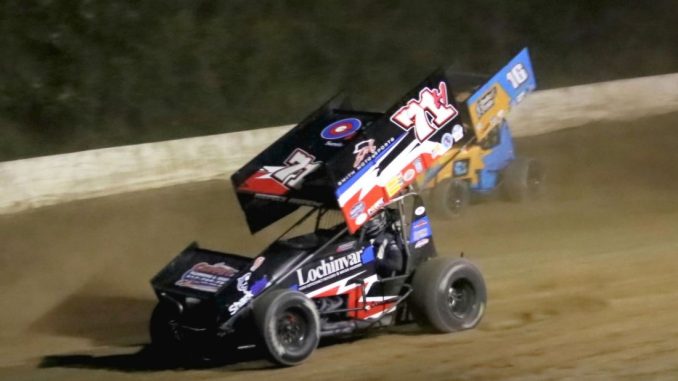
[503,157,544,201]
[149,302,185,360]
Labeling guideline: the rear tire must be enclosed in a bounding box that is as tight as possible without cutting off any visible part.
[149,302,184,360]
[253,289,320,366]
[410,258,486,332]
[149,301,217,364]
[433,179,470,219]
[503,157,543,202]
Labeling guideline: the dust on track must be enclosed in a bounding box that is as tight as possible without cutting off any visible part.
[1,113,678,380]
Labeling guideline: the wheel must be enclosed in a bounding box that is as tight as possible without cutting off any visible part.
[149,302,184,359]
[409,258,486,332]
[503,157,543,202]
[149,301,217,364]
[253,289,320,366]
[433,179,470,218]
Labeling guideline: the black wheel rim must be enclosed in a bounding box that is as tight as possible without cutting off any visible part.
[447,278,476,319]
[445,185,465,215]
[275,307,308,351]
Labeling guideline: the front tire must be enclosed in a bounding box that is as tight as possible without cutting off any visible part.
[253,289,320,366]
[410,258,486,332]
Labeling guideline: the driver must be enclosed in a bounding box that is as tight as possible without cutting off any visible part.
[363,210,403,278]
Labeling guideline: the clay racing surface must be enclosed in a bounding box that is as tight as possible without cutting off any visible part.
[1,112,677,380]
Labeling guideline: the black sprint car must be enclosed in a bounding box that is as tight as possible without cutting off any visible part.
[149,68,487,366]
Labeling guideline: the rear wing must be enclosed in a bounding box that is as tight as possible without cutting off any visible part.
[465,48,537,140]
[151,242,251,298]
[232,63,516,234]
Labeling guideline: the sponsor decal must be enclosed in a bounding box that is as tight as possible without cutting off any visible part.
[403,168,416,182]
[367,198,385,216]
[453,159,469,177]
[252,194,322,207]
[414,238,430,249]
[476,86,497,118]
[452,124,464,142]
[350,201,366,219]
[390,81,459,143]
[296,250,365,289]
[337,136,396,187]
[515,90,527,103]
[353,139,377,168]
[385,174,404,198]
[336,241,356,253]
[228,273,253,315]
[434,124,466,158]
[228,272,268,315]
[227,294,251,315]
[175,262,238,293]
[250,257,265,272]
[413,158,424,173]
[355,213,368,226]
[415,206,425,216]
[321,118,362,140]
[409,216,432,243]
[325,141,344,148]
[441,133,454,150]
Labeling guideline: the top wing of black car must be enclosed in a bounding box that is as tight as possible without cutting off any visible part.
[232,70,474,234]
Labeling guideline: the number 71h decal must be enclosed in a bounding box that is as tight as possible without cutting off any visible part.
[390,81,458,142]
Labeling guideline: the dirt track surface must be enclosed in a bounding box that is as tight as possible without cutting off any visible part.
[1,113,678,380]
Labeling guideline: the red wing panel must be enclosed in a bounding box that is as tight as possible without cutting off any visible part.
[238,169,289,195]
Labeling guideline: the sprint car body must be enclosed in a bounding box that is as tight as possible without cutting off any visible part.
[419,48,544,217]
[150,62,487,366]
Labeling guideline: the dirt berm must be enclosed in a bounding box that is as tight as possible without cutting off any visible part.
[1,112,677,380]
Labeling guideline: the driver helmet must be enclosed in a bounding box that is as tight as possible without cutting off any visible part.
[363,210,387,238]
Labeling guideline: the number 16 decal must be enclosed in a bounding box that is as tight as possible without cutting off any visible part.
[506,63,529,89]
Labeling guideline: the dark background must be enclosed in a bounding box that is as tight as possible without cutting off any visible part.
[1,0,676,161]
